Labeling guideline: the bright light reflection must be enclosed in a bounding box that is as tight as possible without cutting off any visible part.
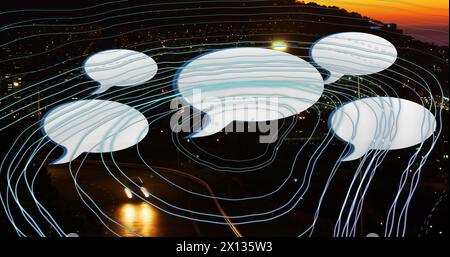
[116,202,159,236]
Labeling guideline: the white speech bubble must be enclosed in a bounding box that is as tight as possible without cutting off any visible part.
[83,49,157,94]
[42,100,149,165]
[311,32,397,84]
[174,47,324,138]
[329,97,436,161]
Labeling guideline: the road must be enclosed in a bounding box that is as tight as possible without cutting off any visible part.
[44,158,322,237]
[47,161,238,237]
[153,166,242,237]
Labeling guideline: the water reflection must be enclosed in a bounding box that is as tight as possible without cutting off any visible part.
[116,202,159,236]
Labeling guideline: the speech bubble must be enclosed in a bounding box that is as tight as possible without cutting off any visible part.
[311,32,397,84]
[42,100,149,165]
[174,47,324,138]
[83,49,157,94]
[329,97,436,161]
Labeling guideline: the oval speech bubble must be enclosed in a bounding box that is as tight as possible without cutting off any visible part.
[42,100,149,165]
[174,47,324,138]
[311,32,397,84]
[83,49,157,94]
[329,97,436,161]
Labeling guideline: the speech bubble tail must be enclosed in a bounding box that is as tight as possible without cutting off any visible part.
[90,85,111,95]
[50,149,81,165]
[187,115,230,138]
[341,145,366,162]
[187,129,220,138]
[324,72,342,85]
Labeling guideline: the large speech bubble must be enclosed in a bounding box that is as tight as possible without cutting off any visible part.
[83,49,157,94]
[329,97,436,161]
[42,100,149,165]
[174,47,324,138]
[311,32,397,84]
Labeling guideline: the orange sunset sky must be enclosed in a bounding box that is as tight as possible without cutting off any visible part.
[306,0,449,45]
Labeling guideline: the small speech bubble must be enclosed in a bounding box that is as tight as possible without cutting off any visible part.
[42,100,149,165]
[311,32,397,84]
[329,97,436,161]
[173,47,324,138]
[83,49,157,94]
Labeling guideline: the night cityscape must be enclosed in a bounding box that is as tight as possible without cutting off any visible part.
[0,0,448,249]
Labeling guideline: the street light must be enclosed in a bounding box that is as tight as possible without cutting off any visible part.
[272,40,288,51]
